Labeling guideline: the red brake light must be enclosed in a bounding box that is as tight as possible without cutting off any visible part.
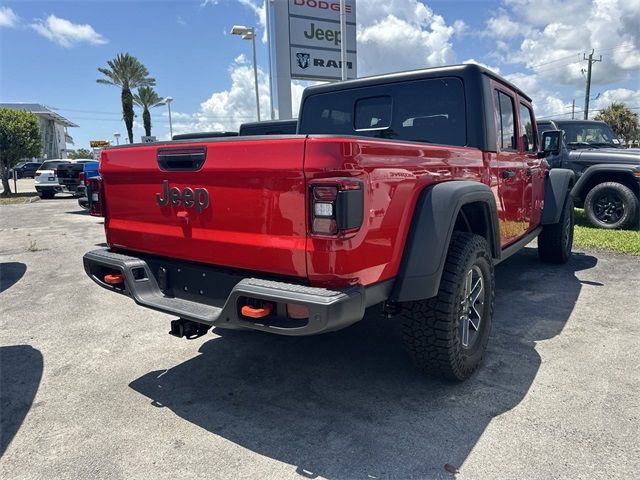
[310,179,363,236]
[53,168,58,177]
[87,177,104,217]
[79,172,85,186]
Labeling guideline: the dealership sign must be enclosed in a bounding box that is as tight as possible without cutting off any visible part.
[268,0,358,117]
[288,0,357,80]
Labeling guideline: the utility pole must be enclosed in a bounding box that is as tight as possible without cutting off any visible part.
[572,99,575,120]
[582,50,602,120]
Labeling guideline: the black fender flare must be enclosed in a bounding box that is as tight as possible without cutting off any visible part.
[391,181,501,302]
[542,168,575,225]
[571,164,640,202]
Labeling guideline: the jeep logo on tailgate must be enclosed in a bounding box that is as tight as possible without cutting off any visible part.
[156,180,210,213]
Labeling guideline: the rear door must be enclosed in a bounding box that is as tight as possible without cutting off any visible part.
[492,86,528,243]
[518,101,545,230]
[101,137,309,279]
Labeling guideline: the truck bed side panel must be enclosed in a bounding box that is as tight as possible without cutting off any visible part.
[304,137,485,288]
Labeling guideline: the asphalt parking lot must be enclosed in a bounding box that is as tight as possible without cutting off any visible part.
[1,197,639,480]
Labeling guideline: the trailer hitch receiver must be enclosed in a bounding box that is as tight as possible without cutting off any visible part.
[169,318,211,339]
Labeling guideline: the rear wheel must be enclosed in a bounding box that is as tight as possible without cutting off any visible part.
[538,194,574,263]
[584,182,638,230]
[39,190,55,199]
[401,232,495,381]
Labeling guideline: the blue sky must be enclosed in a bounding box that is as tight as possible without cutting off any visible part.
[1,0,638,150]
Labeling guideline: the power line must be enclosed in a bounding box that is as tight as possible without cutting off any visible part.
[528,52,582,69]
[525,42,636,75]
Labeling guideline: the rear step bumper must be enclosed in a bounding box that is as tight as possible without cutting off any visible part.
[83,249,371,336]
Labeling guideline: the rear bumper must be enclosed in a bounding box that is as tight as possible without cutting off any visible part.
[35,185,64,193]
[83,249,388,336]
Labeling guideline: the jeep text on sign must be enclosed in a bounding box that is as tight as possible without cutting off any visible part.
[288,0,357,81]
[289,18,357,49]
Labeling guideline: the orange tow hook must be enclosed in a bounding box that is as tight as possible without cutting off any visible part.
[104,273,124,285]
[241,302,273,319]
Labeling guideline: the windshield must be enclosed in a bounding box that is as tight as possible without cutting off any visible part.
[40,160,70,170]
[557,122,621,148]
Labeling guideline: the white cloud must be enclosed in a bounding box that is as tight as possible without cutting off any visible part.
[169,63,272,135]
[31,15,107,48]
[486,0,640,86]
[592,88,640,112]
[0,6,19,28]
[485,11,530,40]
[505,72,567,119]
[355,0,460,76]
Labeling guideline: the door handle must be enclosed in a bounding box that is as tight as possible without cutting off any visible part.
[502,170,516,179]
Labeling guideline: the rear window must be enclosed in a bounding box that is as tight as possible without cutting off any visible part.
[299,77,466,146]
[40,161,69,170]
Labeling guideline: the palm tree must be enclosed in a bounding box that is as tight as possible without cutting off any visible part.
[133,87,165,137]
[97,53,155,143]
[594,102,639,146]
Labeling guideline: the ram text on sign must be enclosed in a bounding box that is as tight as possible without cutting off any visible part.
[290,48,357,80]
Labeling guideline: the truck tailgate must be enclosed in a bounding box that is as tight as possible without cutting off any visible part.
[101,137,308,278]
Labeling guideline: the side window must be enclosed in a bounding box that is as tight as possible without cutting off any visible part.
[519,103,536,152]
[494,90,516,151]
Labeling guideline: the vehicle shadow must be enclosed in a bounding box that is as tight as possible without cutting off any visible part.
[129,248,597,479]
[0,262,27,294]
[65,209,89,215]
[0,345,44,457]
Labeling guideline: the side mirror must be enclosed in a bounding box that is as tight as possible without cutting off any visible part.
[540,130,561,157]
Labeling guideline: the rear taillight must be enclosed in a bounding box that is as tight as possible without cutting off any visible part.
[310,178,364,236]
[53,168,58,177]
[87,177,104,217]
[79,172,85,186]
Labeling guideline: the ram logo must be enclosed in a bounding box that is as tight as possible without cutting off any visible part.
[296,53,311,69]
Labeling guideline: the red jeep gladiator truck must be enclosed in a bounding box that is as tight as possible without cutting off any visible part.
[84,64,574,381]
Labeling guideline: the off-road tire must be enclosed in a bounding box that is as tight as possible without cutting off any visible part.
[584,182,638,230]
[39,190,55,199]
[538,194,574,263]
[401,232,495,382]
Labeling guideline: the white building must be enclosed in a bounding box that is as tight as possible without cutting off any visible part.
[0,103,78,159]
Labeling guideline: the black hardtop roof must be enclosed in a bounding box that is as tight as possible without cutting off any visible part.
[302,63,532,102]
[240,119,298,128]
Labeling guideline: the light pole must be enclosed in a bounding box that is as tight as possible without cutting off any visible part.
[231,25,261,121]
[164,96,174,139]
[265,1,275,119]
[339,0,347,81]
[113,132,120,145]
